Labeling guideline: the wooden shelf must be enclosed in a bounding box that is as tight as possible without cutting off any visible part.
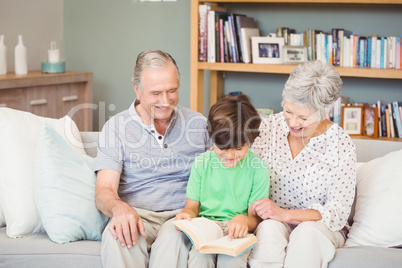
[352,135,401,142]
[198,62,402,79]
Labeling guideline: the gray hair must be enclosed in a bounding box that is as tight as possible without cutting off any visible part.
[281,60,342,119]
[132,50,181,92]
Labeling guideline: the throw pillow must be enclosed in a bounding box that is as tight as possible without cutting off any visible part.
[345,149,402,247]
[34,123,109,244]
[0,108,86,238]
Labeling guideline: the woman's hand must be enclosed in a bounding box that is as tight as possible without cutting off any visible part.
[228,214,249,240]
[251,198,285,221]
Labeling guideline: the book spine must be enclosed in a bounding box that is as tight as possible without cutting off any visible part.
[228,15,238,63]
[377,101,383,137]
[331,29,338,65]
[359,38,366,67]
[198,5,209,62]
[339,29,344,66]
[383,38,388,69]
[219,19,225,62]
[388,103,395,137]
[392,101,402,138]
[367,37,372,67]
[370,36,377,68]
[207,11,215,63]
[355,36,360,67]
[328,35,333,65]
[235,15,244,63]
[395,37,401,70]
[381,105,388,137]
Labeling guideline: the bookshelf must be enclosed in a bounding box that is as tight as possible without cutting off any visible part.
[190,0,402,141]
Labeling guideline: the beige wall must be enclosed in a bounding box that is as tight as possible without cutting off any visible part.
[0,0,63,72]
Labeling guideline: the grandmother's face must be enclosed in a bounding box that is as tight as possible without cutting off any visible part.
[283,102,322,139]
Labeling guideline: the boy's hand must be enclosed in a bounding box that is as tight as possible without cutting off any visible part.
[174,212,193,232]
[174,212,192,221]
[228,214,248,241]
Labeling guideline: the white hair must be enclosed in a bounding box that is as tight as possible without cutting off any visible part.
[281,60,342,119]
[132,50,181,92]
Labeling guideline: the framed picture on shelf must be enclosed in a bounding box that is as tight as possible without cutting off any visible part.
[256,108,274,119]
[363,107,378,138]
[283,46,308,64]
[251,36,284,64]
[341,106,363,136]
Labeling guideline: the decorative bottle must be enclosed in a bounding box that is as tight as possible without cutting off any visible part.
[14,35,27,75]
[48,41,60,63]
[0,35,6,75]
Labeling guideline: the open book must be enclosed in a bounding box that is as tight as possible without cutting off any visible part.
[172,217,257,257]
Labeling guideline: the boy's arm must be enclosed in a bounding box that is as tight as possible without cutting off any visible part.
[228,206,262,240]
[174,198,200,220]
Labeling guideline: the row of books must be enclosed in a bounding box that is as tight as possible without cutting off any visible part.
[198,4,402,69]
[289,29,402,69]
[198,4,259,63]
[330,97,402,138]
[376,101,402,138]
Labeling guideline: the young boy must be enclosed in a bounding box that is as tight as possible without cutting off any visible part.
[174,94,270,267]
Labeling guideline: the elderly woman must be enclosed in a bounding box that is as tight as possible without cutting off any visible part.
[249,61,356,268]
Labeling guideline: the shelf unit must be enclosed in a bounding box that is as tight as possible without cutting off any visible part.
[0,71,93,131]
[190,0,402,141]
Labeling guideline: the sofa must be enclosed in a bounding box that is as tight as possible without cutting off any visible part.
[1,114,402,267]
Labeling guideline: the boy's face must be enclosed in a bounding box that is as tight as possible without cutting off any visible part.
[213,143,249,168]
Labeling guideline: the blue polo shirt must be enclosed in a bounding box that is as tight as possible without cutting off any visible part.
[95,101,212,211]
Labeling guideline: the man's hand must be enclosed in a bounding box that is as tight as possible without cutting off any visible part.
[109,202,145,249]
[228,214,249,241]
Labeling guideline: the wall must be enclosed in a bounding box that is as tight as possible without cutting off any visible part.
[0,0,63,72]
[64,0,191,130]
[64,1,402,130]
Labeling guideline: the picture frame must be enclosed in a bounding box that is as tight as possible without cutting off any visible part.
[283,46,308,64]
[251,36,284,64]
[256,108,274,119]
[341,106,363,136]
[363,107,378,138]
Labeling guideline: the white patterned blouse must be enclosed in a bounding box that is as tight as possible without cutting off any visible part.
[252,112,356,232]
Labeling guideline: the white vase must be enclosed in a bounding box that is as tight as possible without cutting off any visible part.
[0,35,6,75]
[15,35,27,75]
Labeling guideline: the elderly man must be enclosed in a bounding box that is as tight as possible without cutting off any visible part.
[95,50,211,267]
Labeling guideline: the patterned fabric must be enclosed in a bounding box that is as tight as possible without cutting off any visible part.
[252,112,356,231]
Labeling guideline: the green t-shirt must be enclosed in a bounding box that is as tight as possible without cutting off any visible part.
[186,150,270,221]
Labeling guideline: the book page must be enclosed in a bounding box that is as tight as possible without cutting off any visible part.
[199,233,257,256]
[173,218,223,249]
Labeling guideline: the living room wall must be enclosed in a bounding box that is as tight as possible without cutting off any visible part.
[0,0,63,72]
[64,0,192,130]
[64,0,402,131]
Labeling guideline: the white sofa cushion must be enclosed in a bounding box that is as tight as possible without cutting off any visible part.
[0,108,85,238]
[34,123,108,244]
[345,149,402,247]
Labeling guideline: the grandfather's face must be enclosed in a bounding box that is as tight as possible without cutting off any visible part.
[134,63,179,122]
[283,102,322,140]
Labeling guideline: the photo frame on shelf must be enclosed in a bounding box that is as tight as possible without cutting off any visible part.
[256,108,274,119]
[283,46,308,64]
[341,106,363,136]
[363,106,378,138]
[251,36,284,64]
